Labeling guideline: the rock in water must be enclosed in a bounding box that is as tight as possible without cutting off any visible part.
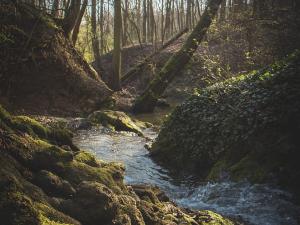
[88,110,144,136]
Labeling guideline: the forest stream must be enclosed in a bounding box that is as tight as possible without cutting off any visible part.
[73,126,300,225]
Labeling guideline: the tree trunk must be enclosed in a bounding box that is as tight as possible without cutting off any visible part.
[219,0,226,21]
[123,0,129,46]
[62,0,81,37]
[52,0,60,17]
[100,0,104,55]
[112,0,122,90]
[72,0,88,45]
[186,0,192,29]
[142,0,147,42]
[91,0,102,73]
[161,0,165,44]
[132,0,223,113]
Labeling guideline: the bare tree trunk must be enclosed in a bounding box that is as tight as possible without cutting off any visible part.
[142,0,147,42]
[72,0,88,45]
[149,0,155,44]
[91,0,102,73]
[62,0,81,36]
[100,0,104,54]
[112,0,122,90]
[132,0,223,113]
[123,0,129,46]
[186,0,192,29]
[219,0,226,21]
[161,0,165,44]
[164,0,172,39]
[52,0,60,17]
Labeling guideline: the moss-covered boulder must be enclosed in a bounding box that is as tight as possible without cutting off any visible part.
[0,1,112,116]
[0,105,236,225]
[88,110,144,135]
[151,52,300,194]
[33,170,76,198]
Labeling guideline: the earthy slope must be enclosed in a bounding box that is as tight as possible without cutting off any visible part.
[150,52,300,196]
[0,104,237,225]
[0,2,112,116]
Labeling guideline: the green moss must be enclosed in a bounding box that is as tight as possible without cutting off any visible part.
[4,113,75,151]
[89,110,143,136]
[57,161,125,193]
[0,191,40,225]
[36,203,79,225]
[0,104,11,121]
[12,116,48,138]
[0,32,14,44]
[229,153,266,182]
[206,160,229,181]
[39,215,73,225]
[197,210,234,225]
[74,151,102,167]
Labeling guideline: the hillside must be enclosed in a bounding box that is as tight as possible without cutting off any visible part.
[0,2,111,116]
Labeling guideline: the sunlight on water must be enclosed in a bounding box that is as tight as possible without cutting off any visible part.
[73,127,300,225]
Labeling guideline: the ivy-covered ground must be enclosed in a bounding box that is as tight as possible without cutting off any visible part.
[150,52,300,198]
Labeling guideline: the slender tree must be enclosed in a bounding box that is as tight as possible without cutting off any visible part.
[62,0,81,36]
[72,0,88,45]
[100,0,104,54]
[51,0,60,17]
[91,0,102,72]
[186,0,192,29]
[112,0,122,90]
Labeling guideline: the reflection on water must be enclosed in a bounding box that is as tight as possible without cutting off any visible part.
[73,127,300,225]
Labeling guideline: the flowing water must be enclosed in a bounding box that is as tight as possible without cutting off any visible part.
[73,126,300,225]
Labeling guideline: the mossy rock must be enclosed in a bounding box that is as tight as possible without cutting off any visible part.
[74,151,103,167]
[33,170,76,198]
[195,210,234,225]
[88,110,143,136]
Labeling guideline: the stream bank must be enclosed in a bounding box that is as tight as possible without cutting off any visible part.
[0,105,237,225]
[73,126,300,225]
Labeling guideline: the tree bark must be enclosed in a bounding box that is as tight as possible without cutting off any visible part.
[142,0,147,42]
[100,0,104,55]
[186,0,192,29]
[112,0,122,90]
[62,0,81,37]
[51,0,59,17]
[91,0,102,73]
[72,0,88,45]
[123,0,129,46]
[132,0,223,113]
